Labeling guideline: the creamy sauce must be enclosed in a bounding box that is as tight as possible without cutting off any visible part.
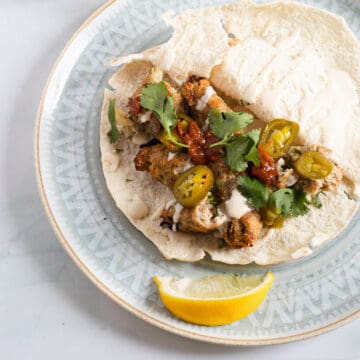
[139,111,152,123]
[173,203,184,223]
[165,199,176,209]
[174,160,193,175]
[224,189,252,219]
[286,173,298,187]
[195,86,216,111]
[276,158,285,172]
[201,117,210,132]
[164,200,183,231]
[167,152,176,161]
[132,132,153,145]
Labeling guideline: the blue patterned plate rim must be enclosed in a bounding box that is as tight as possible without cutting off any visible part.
[34,0,360,345]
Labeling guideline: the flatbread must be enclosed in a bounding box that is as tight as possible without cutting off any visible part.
[100,2,359,265]
[110,7,230,84]
[211,0,360,198]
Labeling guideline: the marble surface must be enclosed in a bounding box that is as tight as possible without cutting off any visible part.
[0,0,359,359]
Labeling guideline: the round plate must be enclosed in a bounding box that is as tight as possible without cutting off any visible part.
[35,0,360,345]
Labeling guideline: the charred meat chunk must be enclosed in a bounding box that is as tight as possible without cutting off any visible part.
[161,198,226,233]
[134,144,190,187]
[181,76,211,106]
[223,211,263,248]
[181,77,232,122]
[209,159,237,202]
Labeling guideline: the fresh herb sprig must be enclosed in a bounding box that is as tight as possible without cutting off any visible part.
[224,129,261,172]
[237,176,269,208]
[140,82,188,148]
[107,99,120,143]
[237,176,310,217]
[208,110,254,145]
[269,188,309,217]
[208,110,260,172]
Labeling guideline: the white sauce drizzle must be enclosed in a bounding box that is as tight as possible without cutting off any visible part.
[195,86,216,111]
[224,189,252,219]
[139,111,152,123]
[165,200,176,210]
[174,161,193,175]
[201,117,210,132]
[276,158,285,172]
[132,132,153,145]
[173,203,184,223]
[167,152,176,161]
[286,173,298,187]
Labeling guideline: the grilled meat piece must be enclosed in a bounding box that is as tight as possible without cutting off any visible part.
[161,198,227,233]
[209,159,238,202]
[207,92,232,113]
[181,77,211,106]
[322,164,343,191]
[301,165,343,195]
[223,211,263,248]
[277,168,298,188]
[134,144,190,187]
[180,77,232,122]
[302,179,322,195]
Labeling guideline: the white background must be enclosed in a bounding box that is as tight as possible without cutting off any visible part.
[0,1,359,359]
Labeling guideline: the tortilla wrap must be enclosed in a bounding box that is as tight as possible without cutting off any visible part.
[100,1,359,265]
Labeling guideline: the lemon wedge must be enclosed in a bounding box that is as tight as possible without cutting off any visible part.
[154,272,274,326]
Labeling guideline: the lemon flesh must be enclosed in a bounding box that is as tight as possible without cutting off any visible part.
[154,272,274,326]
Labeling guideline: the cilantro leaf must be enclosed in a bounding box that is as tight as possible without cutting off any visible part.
[209,110,253,140]
[140,82,185,147]
[312,192,324,209]
[269,189,293,215]
[243,129,260,166]
[225,138,249,172]
[237,176,310,216]
[237,176,269,208]
[269,188,310,217]
[290,189,310,216]
[225,130,260,172]
[107,99,120,144]
[162,94,178,131]
[140,82,177,133]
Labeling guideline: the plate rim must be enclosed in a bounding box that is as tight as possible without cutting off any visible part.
[34,0,360,346]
